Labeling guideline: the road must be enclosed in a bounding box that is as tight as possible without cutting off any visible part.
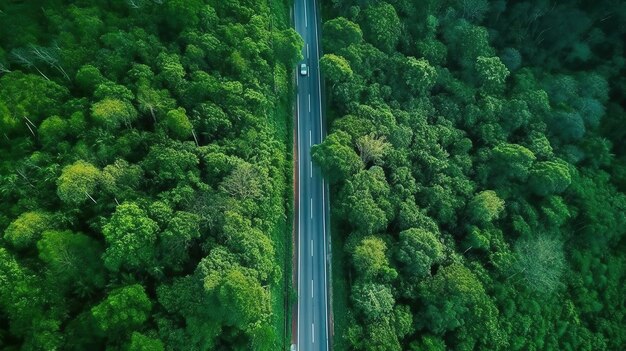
[293,0,331,350]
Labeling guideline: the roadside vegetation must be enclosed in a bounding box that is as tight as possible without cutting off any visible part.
[0,1,301,350]
[315,0,626,350]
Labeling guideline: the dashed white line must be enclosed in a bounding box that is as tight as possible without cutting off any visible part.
[310,161,313,178]
[310,198,313,219]
[311,239,314,256]
[308,94,311,112]
[304,3,308,27]
[307,44,310,59]
[311,280,314,298]
[312,323,315,343]
[309,129,312,146]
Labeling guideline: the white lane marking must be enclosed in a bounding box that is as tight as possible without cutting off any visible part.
[309,129,312,147]
[310,198,313,219]
[312,0,331,346]
[308,94,311,112]
[312,323,315,344]
[310,161,313,178]
[307,44,310,59]
[311,239,314,256]
[296,56,302,349]
[304,2,307,27]
[312,279,314,298]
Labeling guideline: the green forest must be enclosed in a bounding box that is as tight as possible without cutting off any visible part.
[0,0,302,350]
[313,0,626,350]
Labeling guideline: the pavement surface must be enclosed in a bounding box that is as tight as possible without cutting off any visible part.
[293,0,331,349]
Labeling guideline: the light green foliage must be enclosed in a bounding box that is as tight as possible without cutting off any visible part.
[39,115,67,146]
[320,54,354,84]
[91,284,151,334]
[405,57,437,94]
[165,107,193,139]
[355,133,390,165]
[3,211,50,250]
[467,190,505,224]
[351,282,395,322]
[56,160,101,205]
[396,228,444,279]
[101,158,143,196]
[128,332,165,351]
[102,202,159,272]
[91,98,138,129]
[475,56,510,93]
[352,236,396,281]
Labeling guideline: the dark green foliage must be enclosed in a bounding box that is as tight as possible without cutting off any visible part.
[320,0,626,349]
[0,0,297,349]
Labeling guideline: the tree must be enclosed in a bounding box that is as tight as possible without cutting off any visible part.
[102,202,159,272]
[322,17,363,52]
[528,161,572,196]
[0,71,68,134]
[466,190,505,224]
[216,268,269,331]
[475,56,510,93]
[128,332,164,351]
[361,3,401,53]
[57,160,101,205]
[311,130,363,184]
[75,64,105,93]
[339,167,393,235]
[352,236,396,281]
[91,284,151,335]
[320,54,353,85]
[351,282,395,322]
[37,230,105,293]
[91,98,138,129]
[420,263,504,348]
[405,57,437,95]
[165,107,193,139]
[3,211,51,250]
[159,211,201,271]
[512,235,565,294]
[219,161,263,200]
[490,143,536,181]
[396,228,444,279]
[273,28,304,67]
[355,133,390,165]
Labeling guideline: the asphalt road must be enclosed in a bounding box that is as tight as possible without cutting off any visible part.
[293,0,331,350]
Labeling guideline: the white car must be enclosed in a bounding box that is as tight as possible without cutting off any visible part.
[300,63,308,76]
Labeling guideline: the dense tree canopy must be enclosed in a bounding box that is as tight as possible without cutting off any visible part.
[320,0,626,350]
[0,0,299,349]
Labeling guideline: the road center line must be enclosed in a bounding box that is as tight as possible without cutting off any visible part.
[304,3,307,27]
